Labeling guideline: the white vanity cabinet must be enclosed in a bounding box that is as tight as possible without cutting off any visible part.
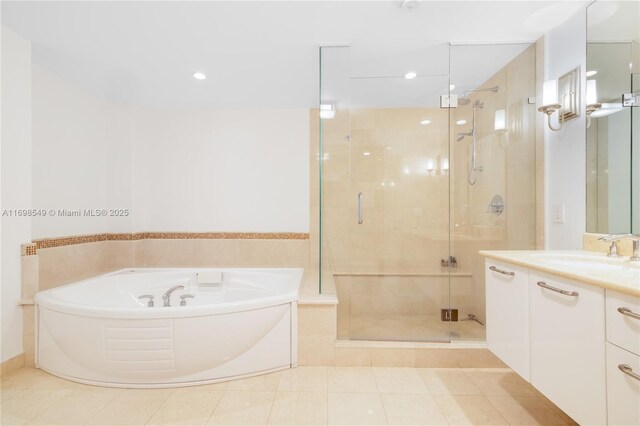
[484,257,639,425]
[529,271,606,426]
[485,260,529,380]
[605,290,640,426]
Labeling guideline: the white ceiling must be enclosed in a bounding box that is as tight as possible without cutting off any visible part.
[1,1,590,108]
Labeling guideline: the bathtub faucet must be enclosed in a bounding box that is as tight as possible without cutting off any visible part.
[162,285,185,307]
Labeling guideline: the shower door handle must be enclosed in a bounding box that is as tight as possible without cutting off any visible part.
[357,192,363,224]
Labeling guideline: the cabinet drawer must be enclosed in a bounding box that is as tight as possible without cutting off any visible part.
[485,259,529,381]
[529,271,606,426]
[606,342,640,426]
[606,290,640,356]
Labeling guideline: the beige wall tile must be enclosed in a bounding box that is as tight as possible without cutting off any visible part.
[0,353,25,377]
[298,305,336,337]
[38,242,109,291]
[297,335,334,366]
[105,240,134,269]
[415,349,461,368]
[333,347,372,367]
[21,255,39,300]
[458,349,508,368]
[371,348,415,368]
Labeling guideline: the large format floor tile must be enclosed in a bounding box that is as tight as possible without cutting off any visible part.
[0,366,578,426]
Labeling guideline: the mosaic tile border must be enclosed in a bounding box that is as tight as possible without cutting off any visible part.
[26,232,309,255]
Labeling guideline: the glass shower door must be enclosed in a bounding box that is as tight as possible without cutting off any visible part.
[320,45,454,342]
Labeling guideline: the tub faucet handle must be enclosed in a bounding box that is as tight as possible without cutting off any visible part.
[180,294,195,306]
[138,295,154,307]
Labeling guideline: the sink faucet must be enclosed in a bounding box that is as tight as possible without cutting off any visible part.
[599,234,640,261]
[162,285,185,307]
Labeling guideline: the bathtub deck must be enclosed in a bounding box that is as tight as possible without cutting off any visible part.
[1,365,576,425]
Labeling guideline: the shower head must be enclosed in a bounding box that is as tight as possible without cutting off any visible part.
[463,86,499,97]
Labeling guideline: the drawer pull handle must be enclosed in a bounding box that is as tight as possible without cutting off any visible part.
[489,266,515,276]
[618,364,640,382]
[537,281,579,297]
[618,307,640,320]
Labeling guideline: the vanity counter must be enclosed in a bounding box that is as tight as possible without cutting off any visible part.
[479,250,640,297]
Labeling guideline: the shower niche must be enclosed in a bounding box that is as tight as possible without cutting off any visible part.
[318,42,538,342]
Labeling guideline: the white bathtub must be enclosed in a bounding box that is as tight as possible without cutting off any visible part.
[35,268,303,388]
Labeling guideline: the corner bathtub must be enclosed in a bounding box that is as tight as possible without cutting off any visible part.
[34,268,303,388]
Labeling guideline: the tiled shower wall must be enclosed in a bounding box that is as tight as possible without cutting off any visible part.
[322,45,537,333]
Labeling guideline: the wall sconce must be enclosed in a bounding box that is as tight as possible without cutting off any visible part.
[586,79,601,128]
[538,80,563,131]
[494,109,506,131]
[319,104,336,119]
[538,68,580,131]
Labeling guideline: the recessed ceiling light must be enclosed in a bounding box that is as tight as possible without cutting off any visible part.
[449,84,456,91]
[586,70,598,77]
[420,119,431,126]
[193,72,207,80]
[363,152,371,156]
[404,71,417,80]
[456,119,467,125]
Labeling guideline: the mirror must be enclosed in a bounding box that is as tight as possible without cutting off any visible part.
[586,0,639,234]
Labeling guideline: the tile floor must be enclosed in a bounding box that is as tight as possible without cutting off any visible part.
[1,366,577,425]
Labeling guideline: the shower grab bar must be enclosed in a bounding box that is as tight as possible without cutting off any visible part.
[618,307,640,320]
[618,364,640,382]
[489,266,514,276]
[357,192,363,224]
[537,281,579,297]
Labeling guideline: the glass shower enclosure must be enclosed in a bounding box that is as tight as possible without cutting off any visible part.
[318,42,537,343]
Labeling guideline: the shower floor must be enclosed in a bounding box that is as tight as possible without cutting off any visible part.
[347,313,486,342]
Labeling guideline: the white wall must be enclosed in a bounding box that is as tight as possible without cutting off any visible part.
[1,27,32,362]
[31,69,309,236]
[31,66,133,238]
[544,8,588,249]
[132,108,310,233]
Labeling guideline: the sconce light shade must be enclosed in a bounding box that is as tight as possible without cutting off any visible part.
[538,79,563,131]
[441,158,449,172]
[585,79,602,128]
[586,80,598,105]
[542,80,558,105]
[319,104,336,119]
[494,109,506,131]
[426,158,435,173]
